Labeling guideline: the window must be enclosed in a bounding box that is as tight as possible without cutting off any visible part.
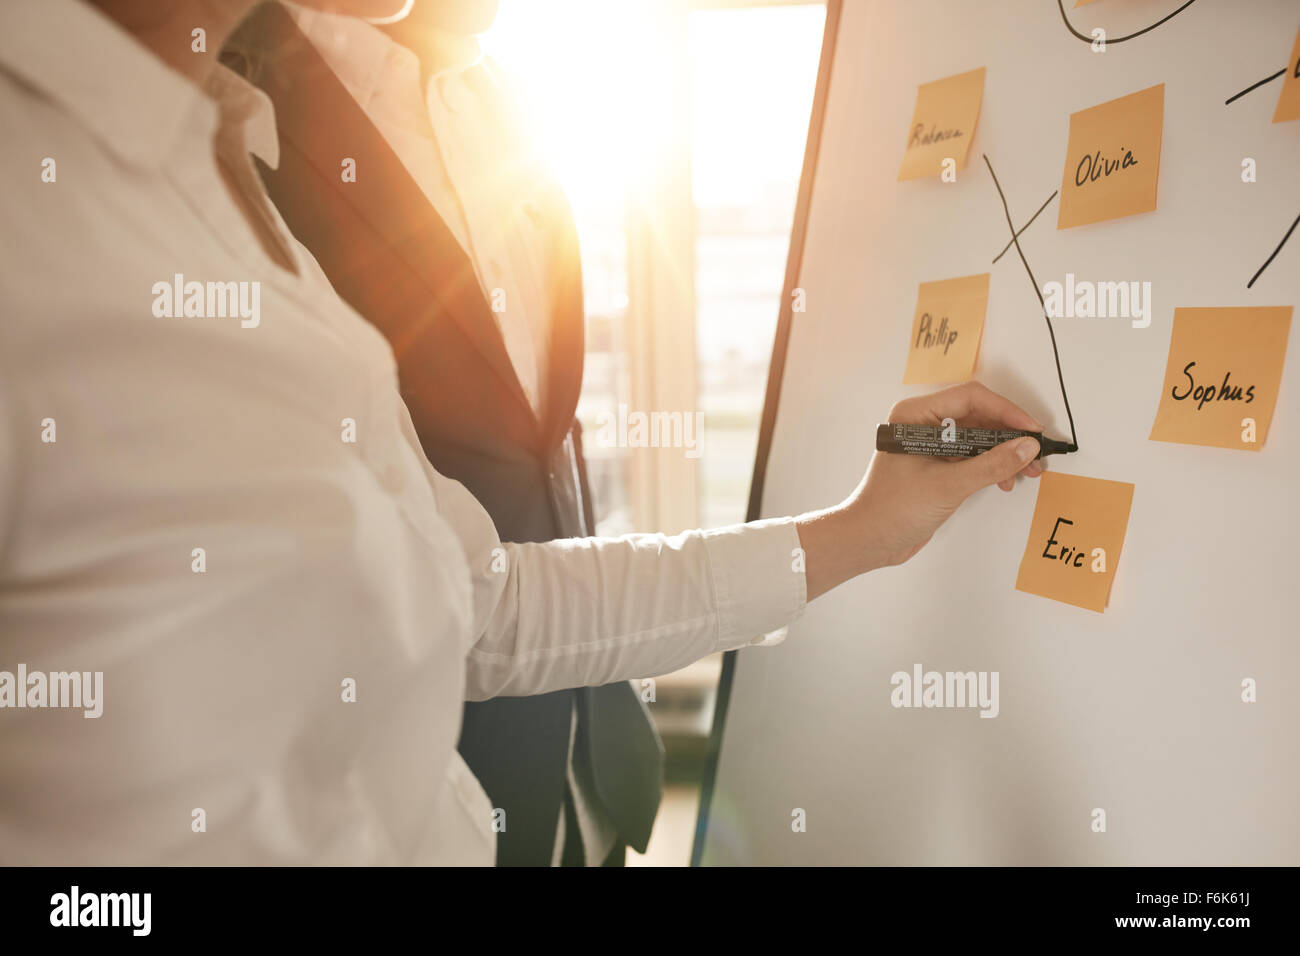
[483,0,825,865]
[484,0,823,537]
[691,3,826,528]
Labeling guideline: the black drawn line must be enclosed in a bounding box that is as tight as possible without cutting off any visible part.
[992,190,1059,264]
[1056,0,1199,46]
[1225,69,1285,106]
[983,154,1078,451]
[1247,211,1300,289]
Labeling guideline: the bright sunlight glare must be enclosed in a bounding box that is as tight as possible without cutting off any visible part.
[481,0,671,211]
[483,1,823,215]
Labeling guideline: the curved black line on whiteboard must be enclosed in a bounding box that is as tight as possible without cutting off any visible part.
[690,0,843,868]
[1057,0,1199,45]
[984,156,1079,451]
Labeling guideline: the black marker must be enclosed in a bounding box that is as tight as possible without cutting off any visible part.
[876,423,1076,459]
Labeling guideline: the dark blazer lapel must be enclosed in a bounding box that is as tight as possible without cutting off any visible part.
[242,2,537,422]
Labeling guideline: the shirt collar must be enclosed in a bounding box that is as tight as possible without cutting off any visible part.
[205,63,282,170]
[0,0,209,171]
[284,2,483,110]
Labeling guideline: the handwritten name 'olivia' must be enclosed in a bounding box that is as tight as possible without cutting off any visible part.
[1074,147,1139,188]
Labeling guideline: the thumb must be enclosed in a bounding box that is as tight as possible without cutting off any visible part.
[952,437,1039,498]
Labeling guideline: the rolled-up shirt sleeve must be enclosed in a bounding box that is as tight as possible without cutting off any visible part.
[414,426,807,701]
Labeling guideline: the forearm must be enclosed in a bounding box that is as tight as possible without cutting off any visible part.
[465,518,806,700]
[436,382,1041,699]
[794,500,869,602]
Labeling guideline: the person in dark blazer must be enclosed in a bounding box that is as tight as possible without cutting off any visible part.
[224,0,663,866]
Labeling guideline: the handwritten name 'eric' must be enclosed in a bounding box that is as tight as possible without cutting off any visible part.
[1041,517,1106,574]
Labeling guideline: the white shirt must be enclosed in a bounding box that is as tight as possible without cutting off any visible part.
[287,5,552,414]
[281,6,620,866]
[0,0,806,866]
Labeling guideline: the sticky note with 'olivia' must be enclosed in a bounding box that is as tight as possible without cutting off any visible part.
[1057,83,1164,229]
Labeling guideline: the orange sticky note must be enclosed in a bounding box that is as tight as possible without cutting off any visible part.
[902,273,989,384]
[1148,306,1292,451]
[897,67,985,181]
[1016,472,1135,614]
[1273,23,1300,123]
[1057,83,1164,230]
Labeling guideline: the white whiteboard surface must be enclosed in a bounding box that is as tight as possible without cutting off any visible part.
[700,0,1300,865]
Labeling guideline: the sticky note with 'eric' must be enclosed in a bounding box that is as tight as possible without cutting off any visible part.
[1149,306,1292,451]
[1057,83,1164,229]
[1016,472,1135,614]
[898,67,985,181]
[1273,22,1300,123]
[902,273,989,385]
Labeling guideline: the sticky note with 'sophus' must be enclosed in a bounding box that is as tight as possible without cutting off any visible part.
[1148,306,1292,451]
[1057,83,1164,229]
[897,67,985,181]
[1016,472,1135,614]
[1273,22,1300,123]
[902,273,989,384]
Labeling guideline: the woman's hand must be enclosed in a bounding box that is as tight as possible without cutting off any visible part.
[796,382,1046,600]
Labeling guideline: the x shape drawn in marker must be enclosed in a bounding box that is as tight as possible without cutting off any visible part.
[983,154,1078,451]
[991,189,1058,264]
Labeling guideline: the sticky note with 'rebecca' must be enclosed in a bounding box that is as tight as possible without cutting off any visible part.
[897,67,985,181]
[902,273,989,384]
[1057,83,1164,229]
[1016,472,1135,614]
[1273,23,1300,123]
[1148,306,1293,451]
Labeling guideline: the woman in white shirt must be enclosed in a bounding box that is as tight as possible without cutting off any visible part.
[0,0,1044,864]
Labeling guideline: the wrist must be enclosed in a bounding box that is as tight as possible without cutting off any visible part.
[794,496,877,601]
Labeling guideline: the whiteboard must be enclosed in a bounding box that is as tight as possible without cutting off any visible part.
[697,0,1300,865]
